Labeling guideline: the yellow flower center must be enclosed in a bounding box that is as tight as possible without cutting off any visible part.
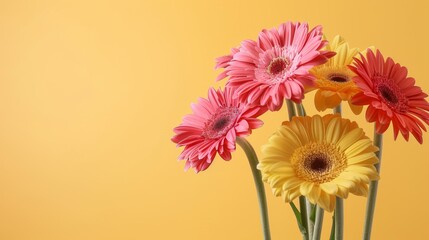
[291,142,347,184]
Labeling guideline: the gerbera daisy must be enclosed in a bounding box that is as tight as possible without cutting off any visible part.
[309,35,363,114]
[350,49,429,143]
[258,114,379,212]
[215,22,334,111]
[171,87,266,172]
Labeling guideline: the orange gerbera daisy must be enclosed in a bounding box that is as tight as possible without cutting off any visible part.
[309,36,363,114]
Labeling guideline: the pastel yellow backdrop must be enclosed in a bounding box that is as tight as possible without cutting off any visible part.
[0,0,427,239]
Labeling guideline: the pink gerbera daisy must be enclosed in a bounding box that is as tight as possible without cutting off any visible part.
[172,87,266,172]
[350,49,429,143]
[215,22,334,111]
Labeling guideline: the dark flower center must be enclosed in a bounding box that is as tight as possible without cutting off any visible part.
[267,58,289,75]
[202,107,240,139]
[378,85,399,104]
[212,117,230,131]
[329,74,349,83]
[310,157,329,172]
[292,142,347,184]
[373,76,409,113]
[303,153,332,174]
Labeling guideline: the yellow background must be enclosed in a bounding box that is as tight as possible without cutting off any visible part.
[0,0,428,239]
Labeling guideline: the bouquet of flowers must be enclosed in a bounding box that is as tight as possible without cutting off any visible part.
[171,21,429,239]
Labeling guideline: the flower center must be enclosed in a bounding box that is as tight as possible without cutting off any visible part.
[212,117,230,131]
[267,57,290,75]
[308,156,329,172]
[328,74,349,83]
[374,76,409,113]
[202,107,240,139]
[291,142,347,184]
[378,85,398,104]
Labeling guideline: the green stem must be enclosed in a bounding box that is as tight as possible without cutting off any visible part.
[236,137,271,240]
[307,201,315,240]
[312,206,324,240]
[296,103,306,117]
[329,213,335,240]
[362,132,383,240]
[333,104,342,114]
[300,196,309,240]
[334,198,344,240]
[290,202,309,236]
[286,99,297,121]
[333,104,343,240]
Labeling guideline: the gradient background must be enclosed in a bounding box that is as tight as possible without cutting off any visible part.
[0,0,428,239]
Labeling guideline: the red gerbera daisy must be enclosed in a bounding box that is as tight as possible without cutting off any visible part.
[215,22,334,111]
[350,49,429,143]
[172,87,266,172]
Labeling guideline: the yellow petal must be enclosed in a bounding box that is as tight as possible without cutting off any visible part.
[335,185,349,199]
[326,117,342,143]
[311,115,325,143]
[282,177,303,190]
[300,182,314,196]
[350,182,369,196]
[318,191,335,212]
[338,127,364,151]
[348,152,378,165]
[283,186,301,202]
[320,182,338,195]
[344,138,373,157]
[307,185,321,203]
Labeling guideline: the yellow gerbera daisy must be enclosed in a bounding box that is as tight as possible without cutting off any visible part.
[258,114,379,212]
[309,35,364,114]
